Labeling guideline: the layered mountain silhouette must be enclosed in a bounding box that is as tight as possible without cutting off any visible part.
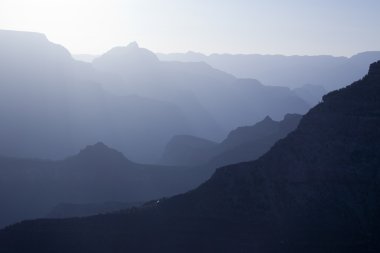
[93,42,310,134]
[158,51,380,91]
[1,60,379,252]
[0,142,209,228]
[0,30,311,162]
[0,30,193,163]
[160,114,302,167]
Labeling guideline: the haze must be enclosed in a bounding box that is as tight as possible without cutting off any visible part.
[1,0,380,251]
[1,0,380,56]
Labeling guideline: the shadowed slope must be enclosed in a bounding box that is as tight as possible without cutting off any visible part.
[1,60,379,252]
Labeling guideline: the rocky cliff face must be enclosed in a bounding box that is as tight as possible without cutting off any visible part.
[1,62,379,253]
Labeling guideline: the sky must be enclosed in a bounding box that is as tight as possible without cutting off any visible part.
[0,0,379,56]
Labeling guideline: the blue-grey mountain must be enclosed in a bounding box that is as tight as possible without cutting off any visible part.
[160,114,302,167]
[0,30,310,163]
[158,51,380,91]
[1,60,379,252]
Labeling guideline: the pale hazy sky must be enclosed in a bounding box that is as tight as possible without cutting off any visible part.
[1,0,379,56]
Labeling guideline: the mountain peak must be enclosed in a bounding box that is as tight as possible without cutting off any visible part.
[86,141,108,150]
[126,41,139,49]
[368,60,380,77]
[93,42,159,71]
[76,142,129,163]
[262,115,273,122]
[79,142,118,154]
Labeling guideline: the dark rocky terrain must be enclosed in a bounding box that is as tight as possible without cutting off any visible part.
[46,201,142,219]
[1,60,379,252]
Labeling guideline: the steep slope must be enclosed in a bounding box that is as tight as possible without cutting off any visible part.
[94,42,310,135]
[0,143,207,228]
[1,61,379,252]
[160,114,302,167]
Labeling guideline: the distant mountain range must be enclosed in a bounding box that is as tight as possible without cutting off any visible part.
[2,61,378,252]
[0,30,310,163]
[160,113,302,167]
[93,41,309,135]
[0,30,193,163]
[0,112,300,228]
[75,47,380,97]
[157,51,380,91]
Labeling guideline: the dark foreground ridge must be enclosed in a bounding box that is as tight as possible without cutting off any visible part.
[1,62,380,252]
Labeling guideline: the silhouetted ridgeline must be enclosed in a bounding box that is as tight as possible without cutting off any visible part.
[93,42,309,135]
[160,113,302,167]
[158,51,380,91]
[0,142,208,228]
[1,60,379,252]
[0,30,310,163]
[0,30,191,163]
[0,114,300,228]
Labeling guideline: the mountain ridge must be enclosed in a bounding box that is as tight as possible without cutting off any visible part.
[160,113,302,167]
[1,61,378,252]
[0,142,208,228]
[92,40,310,138]
[158,51,380,91]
